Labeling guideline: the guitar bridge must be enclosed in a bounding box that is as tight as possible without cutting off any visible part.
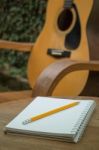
[47,49,71,58]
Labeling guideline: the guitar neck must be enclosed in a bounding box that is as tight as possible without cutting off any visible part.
[64,0,74,8]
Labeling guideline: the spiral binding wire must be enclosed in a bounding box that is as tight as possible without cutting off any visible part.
[70,102,94,135]
[74,102,96,142]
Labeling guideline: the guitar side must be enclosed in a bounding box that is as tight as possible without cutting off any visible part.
[28,0,93,97]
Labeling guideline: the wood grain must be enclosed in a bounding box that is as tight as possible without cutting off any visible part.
[0,90,32,103]
[0,40,34,52]
[32,60,99,97]
[0,94,99,150]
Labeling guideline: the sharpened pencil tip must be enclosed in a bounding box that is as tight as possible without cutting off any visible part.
[22,119,31,125]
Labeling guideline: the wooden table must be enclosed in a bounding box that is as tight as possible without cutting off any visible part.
[0,91,99,150]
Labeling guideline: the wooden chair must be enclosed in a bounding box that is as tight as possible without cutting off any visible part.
[0,38,99,103]
[0,0,99,103]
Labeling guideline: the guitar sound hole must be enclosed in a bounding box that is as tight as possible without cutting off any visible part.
[57,9,73,31]
[64,4,81,50]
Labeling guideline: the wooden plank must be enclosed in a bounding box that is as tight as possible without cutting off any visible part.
[0,90,32,103]
[0,40,34,52]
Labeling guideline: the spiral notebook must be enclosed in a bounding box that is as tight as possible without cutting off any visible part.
[4,97,96,143]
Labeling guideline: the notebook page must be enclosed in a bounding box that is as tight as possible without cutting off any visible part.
[5,97,94,137]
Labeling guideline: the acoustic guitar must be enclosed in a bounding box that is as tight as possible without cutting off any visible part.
[28,0,93,96]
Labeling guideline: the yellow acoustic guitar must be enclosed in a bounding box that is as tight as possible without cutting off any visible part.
[28,0,93,96]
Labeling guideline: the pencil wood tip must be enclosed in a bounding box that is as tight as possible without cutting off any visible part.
[22,119,31,125]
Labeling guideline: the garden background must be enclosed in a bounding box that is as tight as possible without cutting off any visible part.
[0,0,47,91]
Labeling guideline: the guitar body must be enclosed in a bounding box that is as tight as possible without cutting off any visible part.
[28,0,93,96]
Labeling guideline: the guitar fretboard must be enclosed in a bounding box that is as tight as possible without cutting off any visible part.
[64,0,73,8]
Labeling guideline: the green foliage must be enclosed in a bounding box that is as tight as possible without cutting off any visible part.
[0,0,47,42]
[0,0,47,78]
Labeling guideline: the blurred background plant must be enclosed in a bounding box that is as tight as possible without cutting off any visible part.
[0,0,47,91]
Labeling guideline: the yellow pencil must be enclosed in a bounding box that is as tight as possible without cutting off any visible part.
[22,101,79,125]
